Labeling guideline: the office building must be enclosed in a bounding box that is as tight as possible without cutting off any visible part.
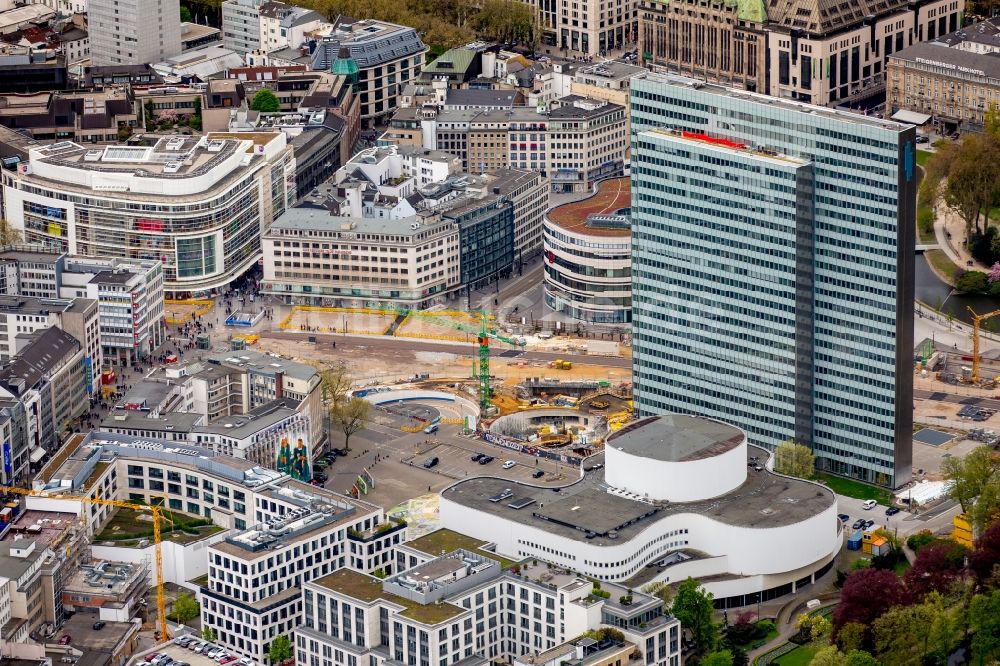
[522,0,636,56]
[543,177,631,323]
[0,327,88,481]
[1,133,295,294]
[221,0,264,53]
[0,45,67,93]
[258,2,323,53]
[0,249,166,368]
[629,74,916,487]
[548,97,626,193]
[638,0,960,107]
[88,0,182,66]
[0,294,100,388]
[0,89,139,143]
[298,534,682,666]
[888,17,1000,132]
[261,146,546,306]
[267,18,427,126]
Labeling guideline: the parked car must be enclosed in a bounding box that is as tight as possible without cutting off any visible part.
[502,460,516,470]
[864,520,876,530]
[886,507,901,516]
[423,456,439,469]
[916,135,930,143]
[837,514,850,523]
[532,469,545,479]
[238,658,255,666]
[852,518,866,530]
[194,643,212,653]
[58,636,71,646]
[862,499,878,510]
[92,621,106,630]
[471,453,484,462]
[221,657,238,665]
[423,423,439,434]
[314,473,328,482]
[479,456,494,465]
[145,655,161,662]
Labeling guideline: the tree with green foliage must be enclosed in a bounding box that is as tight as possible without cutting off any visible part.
[251,89,280,113]
[642,580,673,610]
[172,593,199,625]
[180,5,193,21]
[671,578,718,654]
[773,440,815,479]
[700,649,733,666]
[968,589,1000,665]
[944,134,1000,236]
[809,646,846,666]
[843,651,879,666]
[202,627,217,641]
[190,96,202,131]
[332,397,369,452]
[873,592,958,666]
[0,219,23,245]
[956,270,990,294]
[942,445,1000,535]
[268,634,293,665]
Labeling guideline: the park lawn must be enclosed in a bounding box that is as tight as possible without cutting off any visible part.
[817,473,892,505]
[916,150,933,166]
[773,645,820,666]
[924,249,959,282]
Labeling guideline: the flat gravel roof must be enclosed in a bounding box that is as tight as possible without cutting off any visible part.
[442,446,834,546]
[606,415,744,462]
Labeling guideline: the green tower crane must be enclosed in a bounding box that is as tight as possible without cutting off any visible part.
[369,303,525,409]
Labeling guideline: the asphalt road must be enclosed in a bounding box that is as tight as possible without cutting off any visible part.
[914,388,1000,408]
[260,330,631,368]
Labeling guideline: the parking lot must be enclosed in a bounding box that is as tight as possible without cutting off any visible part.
[405,441,572,485]
[316,401,585,508]
[132,635,259,666]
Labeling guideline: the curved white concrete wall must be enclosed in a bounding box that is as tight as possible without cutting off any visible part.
[439,489,839,593]
[604,435,747,502]
[363,388,480,421]
[489,409,593,435]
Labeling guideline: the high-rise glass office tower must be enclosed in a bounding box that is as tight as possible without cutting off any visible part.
[629,74,915,487]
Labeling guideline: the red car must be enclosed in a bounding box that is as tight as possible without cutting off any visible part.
[58,636,71,646]
[221,657,238,665]
[145,655,160,663]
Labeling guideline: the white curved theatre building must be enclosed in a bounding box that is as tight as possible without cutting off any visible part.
[441,415,841,608]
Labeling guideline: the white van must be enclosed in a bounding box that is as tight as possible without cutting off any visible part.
[862,499,877,510]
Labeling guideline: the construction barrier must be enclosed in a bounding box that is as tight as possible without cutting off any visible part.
[165,299,214,324]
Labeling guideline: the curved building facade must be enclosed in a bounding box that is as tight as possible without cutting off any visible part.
[543,177,631,323]
[441,415,841,607]
[1,133,295,293]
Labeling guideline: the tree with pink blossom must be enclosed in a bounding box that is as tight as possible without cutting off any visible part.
[988,262,1000,283]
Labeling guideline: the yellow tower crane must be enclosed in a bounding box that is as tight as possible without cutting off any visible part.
[966,306,1000,383]
[0,486,170,641]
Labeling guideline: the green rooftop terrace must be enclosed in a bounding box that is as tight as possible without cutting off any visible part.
[313,569,468,625]
[406,529,518,569]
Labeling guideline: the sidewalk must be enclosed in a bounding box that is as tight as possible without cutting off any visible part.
[933,197,990,272]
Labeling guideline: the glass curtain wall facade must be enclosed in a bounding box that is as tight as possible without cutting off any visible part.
[629,75,916,487]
